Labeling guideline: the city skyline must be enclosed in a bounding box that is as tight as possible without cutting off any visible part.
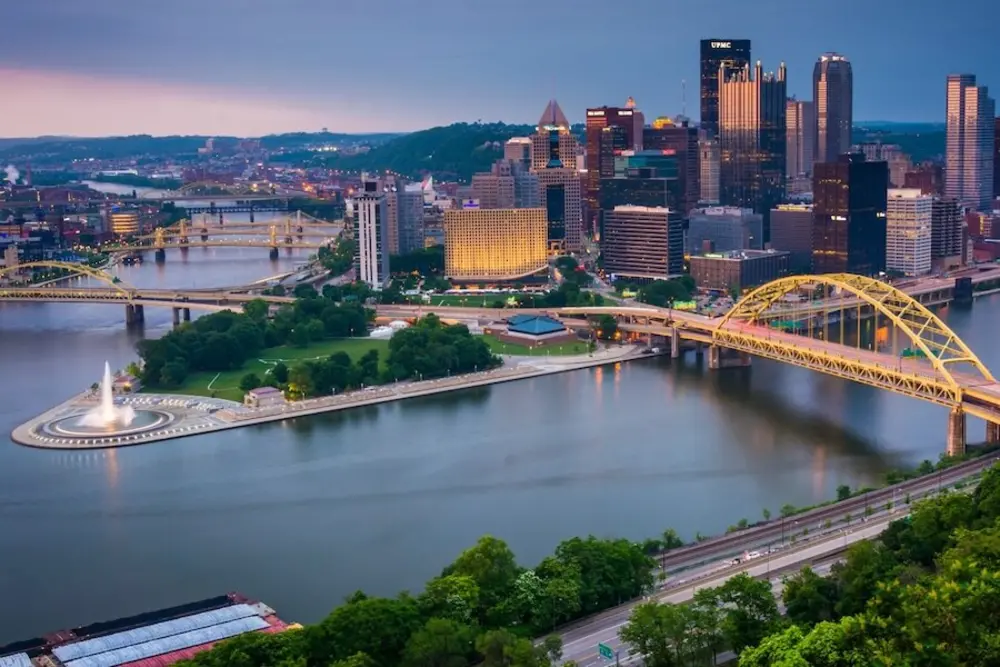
[3,0,997,137]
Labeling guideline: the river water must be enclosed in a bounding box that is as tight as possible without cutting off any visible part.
[2,222,998,641]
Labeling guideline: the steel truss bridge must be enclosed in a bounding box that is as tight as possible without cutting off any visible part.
[378,273,1000,455]
[0,262,294,325]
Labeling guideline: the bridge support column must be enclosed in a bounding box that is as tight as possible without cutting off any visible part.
[695,342,705,360]
[133,305,144,323]
[987,422,1000,444]
[172,308,181,327]
[708,345,752,370]
[670,328,680,359]
[125,304,136,326]
[269,247,279,260]
[201,233,208,242]
[182,308,191,322]
[947,407,966,458]
[154,248,166,263]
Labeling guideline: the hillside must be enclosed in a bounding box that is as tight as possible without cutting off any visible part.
[852,125,946,162]
[320,122,536,181]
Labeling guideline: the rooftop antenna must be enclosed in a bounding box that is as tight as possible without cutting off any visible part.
[681,79,687,117]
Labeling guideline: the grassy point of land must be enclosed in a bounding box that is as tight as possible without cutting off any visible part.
[150,338,390,402]
[481,334,590,357]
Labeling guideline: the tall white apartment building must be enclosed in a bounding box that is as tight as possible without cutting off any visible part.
[353,180,390,288]
[886,188,933,276]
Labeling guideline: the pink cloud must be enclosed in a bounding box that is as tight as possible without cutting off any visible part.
[1,68,374,136]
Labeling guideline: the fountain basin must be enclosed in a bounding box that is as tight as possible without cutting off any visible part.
[41,409,175,439]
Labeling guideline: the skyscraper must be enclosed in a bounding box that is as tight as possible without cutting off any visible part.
[718,61,787,240]
[812,153,888,275]
[530,100,577,172]
[886,189,933,277]
[813,53,853,164]
[931,197,965,270]
[643,119,700,215]
[353,180,390,288]
[443,208,548,282]
[785,98,815,179]
[994,117,1000,201]
[471,160,516,209]
[601,206,684,280]
[585,106,636,233]
[395,190,425,255]
[699,138,720,204]
[699,39,751,138]
[945,75,995,211]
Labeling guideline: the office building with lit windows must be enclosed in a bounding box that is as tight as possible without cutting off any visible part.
[769,204,813,272]
[931,197,965,269]
[945,74,996,211]
[601,205,684,280]
[443,207,548,281]
[585,105,642,233]
[886,189,933,277]
[718,61,787,240]
[813,53,853,164]
[699,138,720,204]
[643,119,700,215]
[786,97,815,179]
[699,39,751,138]
[530,100,578,172]
[109,211,140,236]
[811,153,888,275]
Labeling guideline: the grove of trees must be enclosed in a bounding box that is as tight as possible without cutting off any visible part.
[178,534,661,667]
[137,294,370,389]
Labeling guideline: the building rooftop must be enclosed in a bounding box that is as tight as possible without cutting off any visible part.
[507,315,567,336]
[611,205,672,214]
[247,386,282,396]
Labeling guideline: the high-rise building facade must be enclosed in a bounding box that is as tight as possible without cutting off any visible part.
[530,100,577,172]
[769,204,813,272]
[643,120,700,215]
[537,168,582,252]
[585,105,640,234]
[599,167,684,243]
[995,117,1000,201]
[931,197,964,269]
[699,138,720,204]
[471,160,516,209]
[354,180,390,288]
[504,138,532,170]
[813,53,853,164]
[886,189,933,276]
[718,61,787,240]
[443,208,548,281]
[396,190,425,255]
[786,98,816,180]
[601,205,684,280]
[945,74,996,211]
[811,153,888,275]
[699,39,751,138]
[687,207,763,254]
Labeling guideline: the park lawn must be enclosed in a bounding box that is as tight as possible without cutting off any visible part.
[480,334,590,357]
[151,338,391,402]
[418,293,540,308]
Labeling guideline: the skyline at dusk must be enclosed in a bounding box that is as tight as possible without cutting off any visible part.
[5,0,998,137]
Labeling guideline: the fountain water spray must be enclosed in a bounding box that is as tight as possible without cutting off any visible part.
[80,362,136,429]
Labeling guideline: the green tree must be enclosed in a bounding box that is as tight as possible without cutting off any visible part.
[762,508,771,522]
[239,373,262,392]
[401,618,475,667]
[620,601,693,667]
[307,595,422,667]
[704,573,780,654]
[592,314,617,340]
[474,629,547,667]
[661,528,684,551]
[177,629,308,667]
[419,575,480,624]
[781,567,839,627]
[272,361,289,384]
[443,536,522,620]
[243,298,270,321]
[553,536,655,615]
[836,485,851,501]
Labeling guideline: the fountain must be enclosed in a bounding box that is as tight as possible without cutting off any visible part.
[38,362,175,440]
[80,362,136,429]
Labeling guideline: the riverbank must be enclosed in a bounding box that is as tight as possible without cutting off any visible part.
[10,345,652,450]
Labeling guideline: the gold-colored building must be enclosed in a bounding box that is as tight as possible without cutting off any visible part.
[444,207,547,281]
[109,211,140,236]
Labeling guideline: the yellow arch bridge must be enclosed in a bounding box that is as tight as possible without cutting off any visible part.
[378,274,1000,456]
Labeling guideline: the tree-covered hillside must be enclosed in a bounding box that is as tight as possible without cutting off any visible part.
[320,122,535,181]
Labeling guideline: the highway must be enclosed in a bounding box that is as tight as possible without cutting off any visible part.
[551,458,997,667]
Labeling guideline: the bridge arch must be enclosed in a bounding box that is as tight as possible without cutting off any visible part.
[716,273,994,399]
[0,261,135,296]
[176,181,247,196]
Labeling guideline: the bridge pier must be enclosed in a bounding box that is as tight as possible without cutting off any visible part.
[154,248,166,263]
[670,328,680,359]
[183,308,191,322]
[947,407,966,457]
[987,422,1000,444]
[172,308,181,327]
[708,345,752,370]
[269,247,279,260]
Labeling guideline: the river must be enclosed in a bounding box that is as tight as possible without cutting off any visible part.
[1,236,997,642]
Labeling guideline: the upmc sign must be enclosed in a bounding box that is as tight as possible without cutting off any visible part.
[711,41,732,49]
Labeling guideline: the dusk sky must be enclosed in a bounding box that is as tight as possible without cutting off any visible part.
[6,0,997,137]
